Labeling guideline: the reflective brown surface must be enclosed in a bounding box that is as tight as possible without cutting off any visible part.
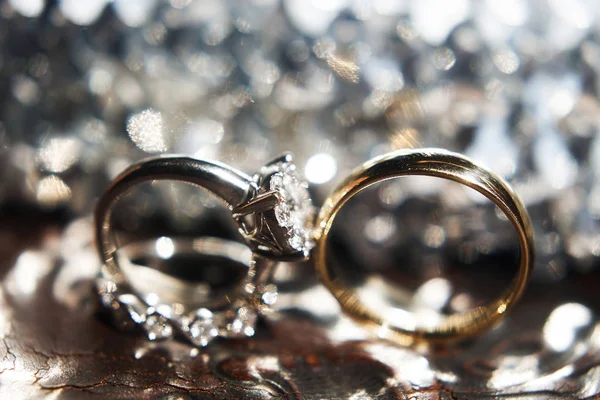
[2,1,600,397]
[0,215,599,399]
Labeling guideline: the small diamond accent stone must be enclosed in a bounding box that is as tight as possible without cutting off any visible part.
[118,293,148,324]
[189,308,218,347]
[274,201,291,227]
[97,278,117,295]
[270,174,284,191]
[288,229,304,250]
[229,306,257,337]
[143,314,173,341]
[260,284,278,306]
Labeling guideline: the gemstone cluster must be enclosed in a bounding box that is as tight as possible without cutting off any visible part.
[269,164,315,255]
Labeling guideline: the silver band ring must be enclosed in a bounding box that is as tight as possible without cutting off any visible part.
[95,154,315,345]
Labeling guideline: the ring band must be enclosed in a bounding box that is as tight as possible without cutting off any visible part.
[95,154,315,345]
[95,154,313,265]
[314,148,534,344]
[99,236,267,346]
[117,236,253,309]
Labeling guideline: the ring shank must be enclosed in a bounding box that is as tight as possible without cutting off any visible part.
[314,148,534,343]
[94,156,255,280]
[117,237,253,309]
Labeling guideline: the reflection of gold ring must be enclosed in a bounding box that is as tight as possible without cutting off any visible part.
[314,148,534,344]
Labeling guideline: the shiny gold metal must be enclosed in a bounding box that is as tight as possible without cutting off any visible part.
[314,148,534,344]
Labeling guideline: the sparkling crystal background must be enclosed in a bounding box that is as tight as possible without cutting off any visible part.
[2,0,599,280]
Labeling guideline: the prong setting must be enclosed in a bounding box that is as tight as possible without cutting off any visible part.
[234,153,315,260]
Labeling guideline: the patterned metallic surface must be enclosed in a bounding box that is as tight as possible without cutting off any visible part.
[0,217,599,399]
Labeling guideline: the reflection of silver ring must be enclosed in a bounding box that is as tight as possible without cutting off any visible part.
[101,237,277,346]
[101,236,264,346]
[118,236,253,310]
[95,154,315,346]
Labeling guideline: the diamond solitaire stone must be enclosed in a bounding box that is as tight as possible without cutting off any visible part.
[269,166,314,254]
[273,199,291,227]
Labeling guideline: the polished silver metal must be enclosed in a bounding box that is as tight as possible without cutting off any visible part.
[117,236,254,309]
[96,153,313,271]
[98,236,279,346]
[95,154,314,345]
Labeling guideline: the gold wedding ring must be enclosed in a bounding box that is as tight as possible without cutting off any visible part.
[314,148,534,344]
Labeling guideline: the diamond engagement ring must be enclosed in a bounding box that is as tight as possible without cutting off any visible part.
[95,153,314,346]
[314,148,535,345]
